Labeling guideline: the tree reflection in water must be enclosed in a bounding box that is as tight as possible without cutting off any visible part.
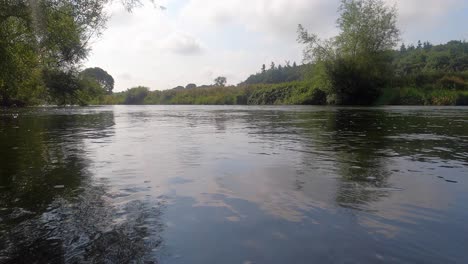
[0,108,162,263]
[325,109,392,210]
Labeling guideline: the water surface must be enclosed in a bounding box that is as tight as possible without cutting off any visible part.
[1,106,467,263]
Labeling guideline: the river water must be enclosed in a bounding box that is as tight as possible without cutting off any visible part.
[0,105,467,263]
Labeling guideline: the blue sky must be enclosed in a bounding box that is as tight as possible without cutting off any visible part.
[85,0,468,91]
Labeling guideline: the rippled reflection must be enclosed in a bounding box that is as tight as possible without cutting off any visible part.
[0,108,162,263]
[1,106,468,263]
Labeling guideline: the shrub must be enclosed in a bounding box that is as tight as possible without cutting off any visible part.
[438,75,467,90]
[399,87,426,105]
[429,90,457,105]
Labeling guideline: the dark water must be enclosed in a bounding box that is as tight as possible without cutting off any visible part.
[1,106,468,263]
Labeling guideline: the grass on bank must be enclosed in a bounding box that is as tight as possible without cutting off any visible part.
[100,79,467,106]
[376,87,468,106]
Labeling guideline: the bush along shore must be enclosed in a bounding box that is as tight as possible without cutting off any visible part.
[98,80,468,106]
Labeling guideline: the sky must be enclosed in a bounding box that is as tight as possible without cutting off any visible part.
[85,0,468,92]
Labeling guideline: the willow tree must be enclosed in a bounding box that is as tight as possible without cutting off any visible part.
[0,0,151,106]
[298,0,400,105]
[0,1,42,106]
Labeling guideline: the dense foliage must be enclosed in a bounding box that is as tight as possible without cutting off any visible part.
[393,41,468,88]
[0,0,144,107]
[106,82,327,106]
[297,0,400,105]
[214,76,227,87]
[81,67,115,94]
[241,62,306,85]
[381,40,468,105]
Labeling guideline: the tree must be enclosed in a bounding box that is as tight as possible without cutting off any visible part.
[298,0,400,105]
[423,41,433,51]
[417,40,422,49]
[261,64,266,73]
[400,44,407,53]
[270,62,276,70]
[123,86,149,104]
[0,0,108,106]
[214,76,227,87]
[186,83,197,89]
[81,67,115,94]
[335,0,399,55]
[0,0,148,106]
[0,7,43,106]
[242,63,306,85]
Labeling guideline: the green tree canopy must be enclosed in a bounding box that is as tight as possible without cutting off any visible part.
[185,83,197,89]
[81,67,115,94]
[0,0,148,106]
[123,86,149,104]
[214,76,227,87]
[298,0,400,105]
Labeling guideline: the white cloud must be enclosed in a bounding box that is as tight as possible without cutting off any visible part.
[118,73,133,81]
[181,0,467,38]
[387,0,468,43]
[180,0,338,38]
[387,0,465,20]
[160,32,204,55]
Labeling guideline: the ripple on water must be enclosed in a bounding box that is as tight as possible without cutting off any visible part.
[1,106,468,263]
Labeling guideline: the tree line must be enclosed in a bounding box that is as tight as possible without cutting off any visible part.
[241,61,305,85]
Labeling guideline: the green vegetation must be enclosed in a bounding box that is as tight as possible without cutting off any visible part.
[381,40,468,105]
[297,0,400,105]
[81,67,115,94]
[214,76,227,87]
[246,82,327,105]
[241,62,306,85]
[0,0,142,107]
[376,87,468,106]
[107,82,326,106]
[109,85,248,105]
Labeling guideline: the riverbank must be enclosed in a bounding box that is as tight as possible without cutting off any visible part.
[94,81,468,106]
